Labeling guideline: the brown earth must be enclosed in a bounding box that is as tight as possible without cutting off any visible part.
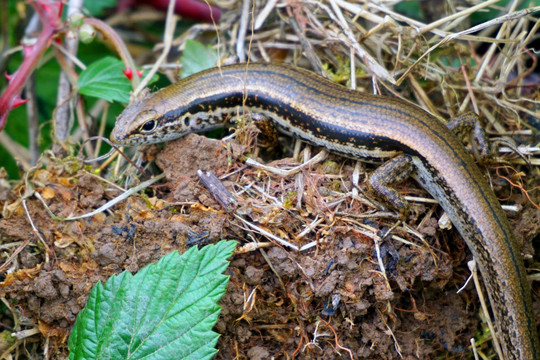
[0,132,538,359]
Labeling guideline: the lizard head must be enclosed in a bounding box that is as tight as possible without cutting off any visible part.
[111,86,209,146]
[111,89,168,146]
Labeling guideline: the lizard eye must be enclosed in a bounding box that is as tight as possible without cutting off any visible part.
[141,120,156,132]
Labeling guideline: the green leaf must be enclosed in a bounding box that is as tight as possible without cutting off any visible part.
[78,57,131,103]
[141,69,160,87]
[68,240,237,360]
[83,0,117,17]
[393,1,424,21]
[180,40,219,78]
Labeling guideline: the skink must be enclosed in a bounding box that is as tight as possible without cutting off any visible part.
[111,63,539,360]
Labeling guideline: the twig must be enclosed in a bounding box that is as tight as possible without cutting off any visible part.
[289,14,326,76]
[74,94,94,156]
[234,214,299,250]
[22,200,50,264]
[236,0,251,62]
[133,0,177,97]
[0,238,30,273]
[474,3,533,83]
[245,150,328,177]
[197,170,237,212]
[397,5,540,85]
[323,0,395,84]
[54,0,82,142]
[377,308,403,358]
[417,0,500,35]
[93,102,109,157]
[254,0,278,30]
[25,74,39,165]
[468,260,504,359]
[34,173,164,221]
[0,132,31,170]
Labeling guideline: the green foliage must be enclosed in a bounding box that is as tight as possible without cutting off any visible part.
[1,52,59,178]
[470,0,540,24]
[439,54,476,68]
[394,0,540,24]
[68,240,237,360]
[0,330,16,351]
[180,40,219,78]
[83,0,117,17]
[3,0,23,49]
[283,191,297,209]
[78,57,132,103]
[393,1,423,21]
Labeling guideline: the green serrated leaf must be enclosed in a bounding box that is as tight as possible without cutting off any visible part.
[180,40,219,78]
[78,57,131,103]
[68,240,237,360]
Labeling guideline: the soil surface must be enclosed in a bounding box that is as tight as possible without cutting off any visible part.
[0,132,538,359]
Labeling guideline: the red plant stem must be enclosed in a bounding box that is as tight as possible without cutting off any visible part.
[0,1,62,131]
[138,0,221,23]
[82,17,140,89]
[119,0,222,23]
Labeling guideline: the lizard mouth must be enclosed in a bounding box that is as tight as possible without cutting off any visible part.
[110,125,126,145]
[109,124,139,146]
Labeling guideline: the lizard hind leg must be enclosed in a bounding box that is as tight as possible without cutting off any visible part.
[367,154,415,219]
